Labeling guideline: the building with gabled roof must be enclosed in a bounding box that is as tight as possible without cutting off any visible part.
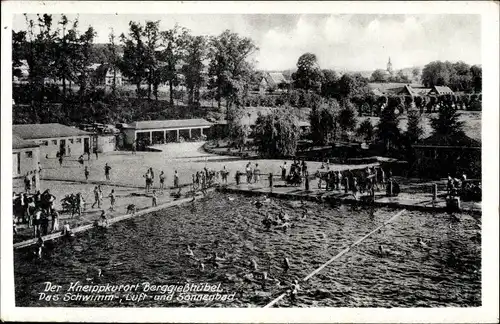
[13,123,93,159]
[259,72,291,93]
[428,85,454,96]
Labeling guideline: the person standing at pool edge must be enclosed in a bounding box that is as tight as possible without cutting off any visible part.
[281,162,287,181]
[151,190,158,207]
[108,189,116,211]
[84,166,90,181]
[104,163,111,181]
[174,170,179,188]
[159,171,166,192]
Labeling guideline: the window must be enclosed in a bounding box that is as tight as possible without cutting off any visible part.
[25,151,33,158]
[52,139,58,145]
[69,139,74,144]
[76,138,82,143]
[41,140,48,146]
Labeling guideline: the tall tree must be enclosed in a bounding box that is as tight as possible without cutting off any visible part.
[182,34,207,106]
[309,99,339,145]
[406,109,423,144]
[357,119,374,143]
[75,26,96,101]
[159,24,189,106]
[55,15,79,98]
[470,64,482,93]
[337,100,357,140]
[120,21,147,96]
[24,14,59,121]
[12,30,26,81]
[292,53,323,93]
[207,30,258,117]
[371,69,389,83]
[143,21,161,100]
[107,28,121,95]
[377,101,401,152]
[320,69,339,98]
[430,103,464,137]
[338,73,369,99]
[254,108,301,158]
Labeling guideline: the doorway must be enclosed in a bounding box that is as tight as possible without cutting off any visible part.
[84,138,90,154]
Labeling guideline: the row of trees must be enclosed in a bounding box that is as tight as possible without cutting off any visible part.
[247,94,466,162]
[13,14,258,123]
[371,68,415,84]
[289,53,371,99]
[240,89,482,115]
[421,61,482,92]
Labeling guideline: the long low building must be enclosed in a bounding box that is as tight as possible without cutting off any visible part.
[13,123,93,158]
[122,119,213,147]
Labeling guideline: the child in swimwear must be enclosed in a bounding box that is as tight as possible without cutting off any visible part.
[152,190,158,207]
[108,189,116,211]
[100,210,108,226]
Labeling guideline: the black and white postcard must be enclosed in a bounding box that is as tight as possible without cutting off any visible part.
[1,1,498,323]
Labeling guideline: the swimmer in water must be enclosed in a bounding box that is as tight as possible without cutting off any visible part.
[185,245,194,257]
[283,257,290,273]
[301,209,308,220]
[289,280,300,303]
[100,210,108,227]
[416,237,429,249]
[250,259,258,271]
[378,245,387,256]
[262,213,273,231]
[35,235,44,259]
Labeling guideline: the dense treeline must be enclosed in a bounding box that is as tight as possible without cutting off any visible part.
[239,90,482,114]
[13,14,258,124]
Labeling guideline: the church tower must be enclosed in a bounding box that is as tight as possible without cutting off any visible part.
[387,57,393,74]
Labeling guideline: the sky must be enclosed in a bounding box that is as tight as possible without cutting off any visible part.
[13,14,481,72]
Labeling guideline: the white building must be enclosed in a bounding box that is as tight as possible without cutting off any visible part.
[13,123,93,159]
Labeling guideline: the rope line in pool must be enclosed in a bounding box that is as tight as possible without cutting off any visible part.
[263,209,406,308]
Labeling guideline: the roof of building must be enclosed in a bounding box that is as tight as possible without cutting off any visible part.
[12,135,39,149]
[416,132,480,147]
[262,72,290,87]
[367,82,424,94]
[129,119,213,130]
[430,86,454,95]
[13,123,92,140]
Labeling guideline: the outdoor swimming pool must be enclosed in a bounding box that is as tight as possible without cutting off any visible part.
[14,193,481,307]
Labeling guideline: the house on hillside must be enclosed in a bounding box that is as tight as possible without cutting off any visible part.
[259,72,291,94]
[428,85,454,96]
[93,63,124,86]
[413,132,481,179]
